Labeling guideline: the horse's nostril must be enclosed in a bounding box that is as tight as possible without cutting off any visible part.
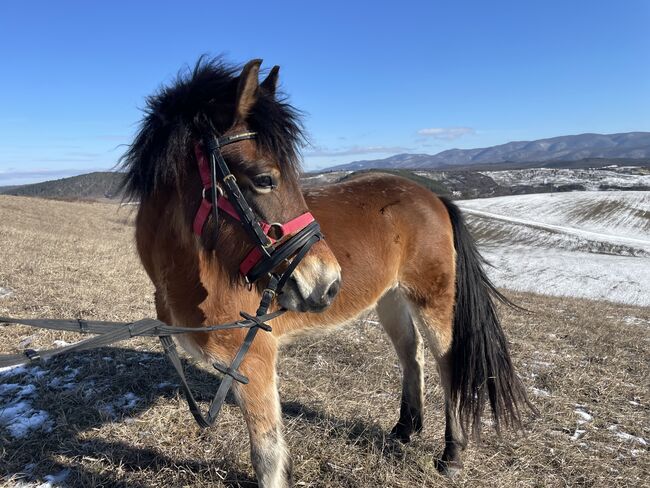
[326,279,340,301]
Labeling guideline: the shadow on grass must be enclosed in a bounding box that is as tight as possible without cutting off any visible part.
[282,401,406,459]
[0,346,251,487]
[1,347,405,487]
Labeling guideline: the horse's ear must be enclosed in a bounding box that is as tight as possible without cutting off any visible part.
[260,65,280,97]
[234,59,262,123]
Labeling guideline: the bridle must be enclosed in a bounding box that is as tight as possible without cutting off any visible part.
[192,131,322,286]
[0,130,326,429]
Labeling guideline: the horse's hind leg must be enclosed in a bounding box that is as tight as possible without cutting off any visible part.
[412,303,467,476]
[376,286,425,443]
[436,351,466,475]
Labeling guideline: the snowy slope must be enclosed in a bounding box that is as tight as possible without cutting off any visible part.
[480,167,650,191]
[457,192,650,306]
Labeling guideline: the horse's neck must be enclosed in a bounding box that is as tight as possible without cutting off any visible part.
[138,196,263,325]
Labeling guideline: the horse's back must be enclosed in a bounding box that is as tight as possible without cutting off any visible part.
[303,172,454,256]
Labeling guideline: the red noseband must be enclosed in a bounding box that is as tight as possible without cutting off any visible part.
[193,143,315,277]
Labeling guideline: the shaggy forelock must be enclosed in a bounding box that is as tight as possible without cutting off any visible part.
[119,57,305,201]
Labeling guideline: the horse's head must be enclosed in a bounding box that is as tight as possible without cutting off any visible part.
[208,60,341,311]
[123,58,340,313]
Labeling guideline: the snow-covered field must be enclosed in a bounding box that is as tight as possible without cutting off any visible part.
[301,171,352,187]
[457,191,650,307]
[480,167,650,190]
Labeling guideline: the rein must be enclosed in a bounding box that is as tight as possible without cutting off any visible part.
[0,131,322,429]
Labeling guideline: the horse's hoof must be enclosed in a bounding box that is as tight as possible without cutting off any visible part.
[389,424,412,443]
[435,458,463,478]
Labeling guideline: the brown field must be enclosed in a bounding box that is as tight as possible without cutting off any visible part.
[0,195,648,487]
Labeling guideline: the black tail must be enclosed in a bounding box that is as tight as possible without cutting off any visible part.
[440,197,536,440]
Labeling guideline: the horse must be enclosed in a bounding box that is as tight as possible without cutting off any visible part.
[120,57,534,487]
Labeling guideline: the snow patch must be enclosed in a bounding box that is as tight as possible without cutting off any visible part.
[623,317,650,328]
[570,429,586,441]
[0,364,46,379]
[481,168,650,193]
[99,392,141,419]
[47,367,80,391]
[0,368,53,439]
[0,365,83,439]
[608,425,647,446]
[39,469,71,487]
[0,364,28,377]
[531,387,551,397]
[0,400,52,438]
[574,407,593,424]
[532,360,553,368]
[12,468,71,488]
[0,286,12,299]
[0,383,36,398]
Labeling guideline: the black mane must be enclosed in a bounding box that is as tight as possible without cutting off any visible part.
[119,57,305,201]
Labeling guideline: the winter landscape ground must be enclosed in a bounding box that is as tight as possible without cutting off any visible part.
[0,184,648,487]
[458,191,650,307]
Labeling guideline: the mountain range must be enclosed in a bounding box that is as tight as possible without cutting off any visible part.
[327,132,650,171]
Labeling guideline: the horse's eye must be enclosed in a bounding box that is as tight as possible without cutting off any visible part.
[252,174,277,190]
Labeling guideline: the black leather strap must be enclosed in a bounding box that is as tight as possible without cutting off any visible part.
[205,133,273,253]
[247,221,322,284]
[156,276,280,428]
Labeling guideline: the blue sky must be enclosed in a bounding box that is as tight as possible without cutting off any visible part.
[0,1,648,185]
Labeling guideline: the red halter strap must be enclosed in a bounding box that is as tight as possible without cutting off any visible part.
[193,143,316,277]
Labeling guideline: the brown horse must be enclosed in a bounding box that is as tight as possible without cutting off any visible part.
[121,58,534,487]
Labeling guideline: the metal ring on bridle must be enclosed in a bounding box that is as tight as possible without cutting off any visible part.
[202,185,224,200]
[268,222,286,239]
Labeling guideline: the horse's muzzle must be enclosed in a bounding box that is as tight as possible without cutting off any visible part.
[277,256,341,312]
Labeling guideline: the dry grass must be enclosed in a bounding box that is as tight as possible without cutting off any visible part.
[0,195,648,487]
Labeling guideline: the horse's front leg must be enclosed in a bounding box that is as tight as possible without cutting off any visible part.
[233,342,291,488]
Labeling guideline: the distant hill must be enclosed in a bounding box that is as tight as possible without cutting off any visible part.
[3,143,648,203]
[328,132,650,171]
[0,172,124,200]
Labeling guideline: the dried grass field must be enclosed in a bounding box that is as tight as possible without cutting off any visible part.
[0,195,648,487]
